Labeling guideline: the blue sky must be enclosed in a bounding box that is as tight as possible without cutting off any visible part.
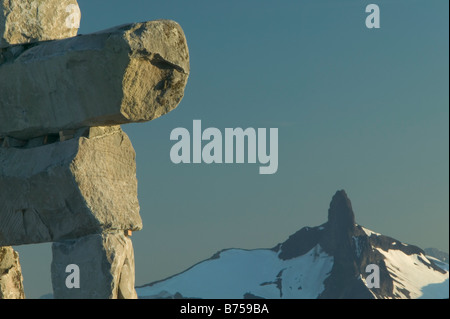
[14,0,448,298]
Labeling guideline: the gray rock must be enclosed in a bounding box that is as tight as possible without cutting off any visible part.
[0,0,80,48]
[0,20,190,140]
[51,231,137,299]
[0,246,25,299]
[0,127,142,246]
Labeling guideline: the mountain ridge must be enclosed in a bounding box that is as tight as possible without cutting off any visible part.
[137,190,449,299]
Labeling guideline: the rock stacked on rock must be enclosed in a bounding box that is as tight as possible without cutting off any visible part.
[0,0,189,299]
[0,127,142,246]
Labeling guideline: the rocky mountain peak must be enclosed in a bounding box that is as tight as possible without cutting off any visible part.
[327,190,355,232]
[137,190,449,299]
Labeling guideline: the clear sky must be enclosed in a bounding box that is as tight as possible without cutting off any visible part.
[13,0,449,298]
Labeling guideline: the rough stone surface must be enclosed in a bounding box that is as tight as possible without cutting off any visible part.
[0,20,190,139]
[0,127,142,246]
[0,246,25,299]
[0,0,80,48]
[51,231,137,299]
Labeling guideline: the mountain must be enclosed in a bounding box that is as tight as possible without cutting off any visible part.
[424,248,449,263]
[136,190,449,299]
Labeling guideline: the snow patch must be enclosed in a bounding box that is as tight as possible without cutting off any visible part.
[137,245,334,299]
[361,226,381,237]
[376,248,449,299]
[426,256,449,272]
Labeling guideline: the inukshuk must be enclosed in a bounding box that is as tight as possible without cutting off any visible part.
[0,0,189,299]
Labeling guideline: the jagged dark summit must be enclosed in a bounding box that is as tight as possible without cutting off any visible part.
[136,190,448,299]
[276,190,446,298]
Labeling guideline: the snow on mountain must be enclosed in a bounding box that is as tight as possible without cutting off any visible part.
[361,226,382,237]
[136,190,449,299]
[424,248,449,263]
[376,247,448,298]
[138,244,333,299]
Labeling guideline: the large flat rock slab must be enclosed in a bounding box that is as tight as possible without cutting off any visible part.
[0,127,142,246]
[0,20,190,139]
[0,0,81,48]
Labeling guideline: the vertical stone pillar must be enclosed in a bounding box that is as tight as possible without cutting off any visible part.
[0,246,25,299]
[51,231,137,299]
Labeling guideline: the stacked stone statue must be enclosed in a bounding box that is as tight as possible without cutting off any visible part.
[0,0,189,299]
